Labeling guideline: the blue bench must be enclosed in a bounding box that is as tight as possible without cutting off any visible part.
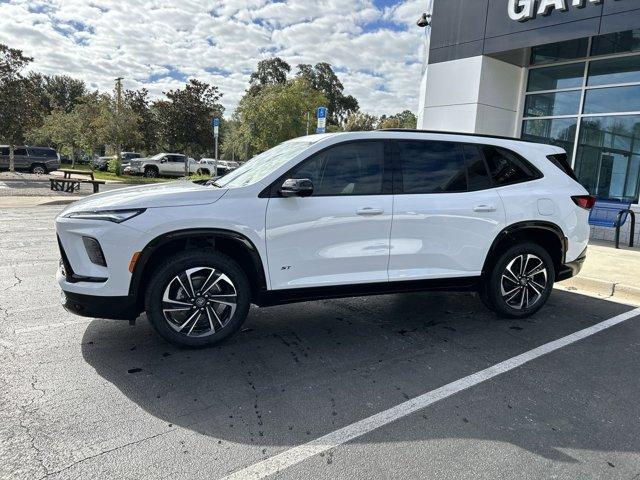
[588,199,636,248]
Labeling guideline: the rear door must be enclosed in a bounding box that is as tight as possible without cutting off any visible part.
[388,141,506,281]
[167,155,187,175]
[13,147,28,170]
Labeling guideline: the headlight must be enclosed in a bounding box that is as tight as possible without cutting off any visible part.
[63,209,146,223]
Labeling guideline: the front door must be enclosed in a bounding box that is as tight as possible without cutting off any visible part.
[388,141,506,280]
[266,140,393,290]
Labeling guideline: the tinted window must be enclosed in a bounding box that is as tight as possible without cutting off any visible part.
[290,141,384,196]
[527,63,584,92]
[530,38,588,65]
[463,145,492,190]
[398,141,466,194]
[591,29,640,56]
[168,155,184,162]
[524,91,581,117]
[0,147,8,156]
[547,153,578,181]
[28,147,57,158]
[482,146,539,186]
[14,148,27,156]
[588,55,640,86]
[583,85,640,114]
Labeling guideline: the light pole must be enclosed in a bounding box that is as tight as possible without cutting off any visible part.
[114,77,123,175]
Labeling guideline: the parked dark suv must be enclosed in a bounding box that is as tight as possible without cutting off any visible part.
[0,146,61,174]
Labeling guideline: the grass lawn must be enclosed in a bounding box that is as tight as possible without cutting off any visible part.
[66,164,210,184]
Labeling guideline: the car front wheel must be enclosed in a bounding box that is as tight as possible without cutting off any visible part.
[483,242,554,319]
[144,250,251,348]
[144,166,158,178]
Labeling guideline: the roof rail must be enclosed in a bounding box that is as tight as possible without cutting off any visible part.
[376,128,541,144]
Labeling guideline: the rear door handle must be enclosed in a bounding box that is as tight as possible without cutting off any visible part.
[357,207,384,216]
[473,204,496,213]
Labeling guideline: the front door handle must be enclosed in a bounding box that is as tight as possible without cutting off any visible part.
[473,204,496,213]
[357,207,384,216]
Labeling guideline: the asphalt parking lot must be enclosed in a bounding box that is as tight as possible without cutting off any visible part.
[2,205,640,480]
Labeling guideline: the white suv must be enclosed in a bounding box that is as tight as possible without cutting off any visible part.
[56,131,593,348]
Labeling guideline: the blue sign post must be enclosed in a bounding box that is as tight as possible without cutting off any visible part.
[316,107,327,134]
[212,118,220,175]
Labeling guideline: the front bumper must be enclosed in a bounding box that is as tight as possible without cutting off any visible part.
[61,290,140,320]
[556,247,587,282]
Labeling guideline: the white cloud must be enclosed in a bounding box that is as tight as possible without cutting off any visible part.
[0,0,426,116]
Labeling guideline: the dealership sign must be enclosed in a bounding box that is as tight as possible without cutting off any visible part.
[508,0,602,22]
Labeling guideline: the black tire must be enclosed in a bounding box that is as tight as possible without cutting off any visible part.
[144,166,158,178]
[30,164,47,175]
[144,250,251,348]
[483,242,555,319]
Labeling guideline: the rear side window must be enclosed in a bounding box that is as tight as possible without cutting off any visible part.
[0,147,8,156]
[482,146,541,186]
[463,145,493,191]
[397,141,467,194]
[28,147,57,158]
[547,153,578,180]
[14,148,27,156]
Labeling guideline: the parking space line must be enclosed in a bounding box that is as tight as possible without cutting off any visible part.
[221,307,640,480]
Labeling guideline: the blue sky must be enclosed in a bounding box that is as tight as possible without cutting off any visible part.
[0,0,426,116]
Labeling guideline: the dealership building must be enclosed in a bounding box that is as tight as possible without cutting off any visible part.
[417,0,640,227]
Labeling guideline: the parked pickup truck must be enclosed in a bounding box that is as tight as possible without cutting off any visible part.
[124,153,197,178]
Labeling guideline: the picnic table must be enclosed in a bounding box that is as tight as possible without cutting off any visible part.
[50,169,105,194]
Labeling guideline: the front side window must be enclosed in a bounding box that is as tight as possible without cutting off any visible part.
[14,148,27,156]
[397,141,466,194]
[288,141,385,196]
[482,146,539,186]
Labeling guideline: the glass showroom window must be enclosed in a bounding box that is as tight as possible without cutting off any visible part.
[521,30,640,203]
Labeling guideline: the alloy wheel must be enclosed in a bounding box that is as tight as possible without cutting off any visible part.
[500,254,548,310]
[32,166,46,175]
[162,267,237,337]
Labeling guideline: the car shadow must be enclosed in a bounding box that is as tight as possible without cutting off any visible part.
[81,289,639,461]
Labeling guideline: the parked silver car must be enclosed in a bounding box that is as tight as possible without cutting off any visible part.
[0,146,61,174]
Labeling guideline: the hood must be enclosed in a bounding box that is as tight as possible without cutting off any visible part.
[61,180,228,213]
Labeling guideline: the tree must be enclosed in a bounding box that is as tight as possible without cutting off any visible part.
[344,112,378,132]
[234,78,327,155]
[247,57,291,96]
[154,79,224,156]
[378,110,417,130]
[0,44,39,172]
[125,88,157,153]
[296,62,359,126]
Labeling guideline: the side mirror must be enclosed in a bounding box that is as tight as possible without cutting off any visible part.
[280,178,314,198]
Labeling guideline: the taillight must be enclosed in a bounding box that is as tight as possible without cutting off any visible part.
[571,195,596,210]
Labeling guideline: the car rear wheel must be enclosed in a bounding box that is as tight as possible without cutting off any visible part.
[483,242,554,319]
[30,164,47,175]
[144,250,251,348]
[144,166,158,178]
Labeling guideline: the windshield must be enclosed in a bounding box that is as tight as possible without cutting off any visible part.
[150,153,165,160]
[215,141,315,188]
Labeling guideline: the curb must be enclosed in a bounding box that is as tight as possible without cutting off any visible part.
[558,275,640,305]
